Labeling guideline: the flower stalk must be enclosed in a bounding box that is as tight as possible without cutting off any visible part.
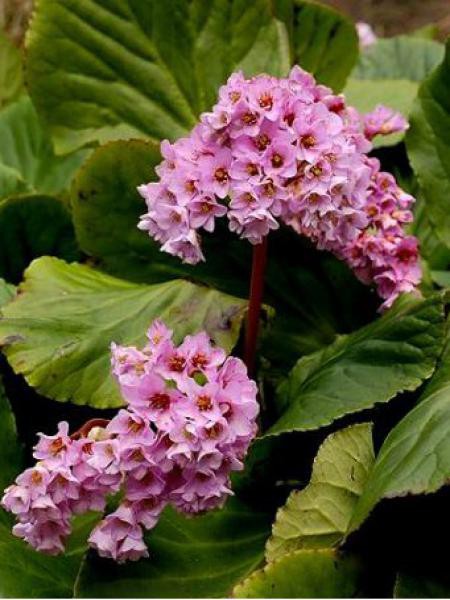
[244,236,268,377]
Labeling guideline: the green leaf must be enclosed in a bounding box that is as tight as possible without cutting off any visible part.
[431,270,450,288]
[0,278,15,311]
[0,162,29,200]
[71,138,255,298]
[0,256,247,408]
[266,423,374,562]
[292,0,358,92]
[270,293,444,435]
[0,379,99,598]
[233,549,365,598]
[0,30,24,107]
[410,195,450,271]
[0,194,80,284]
[192,0,291,111]
[353,36,444,82]
[76,499,270,598]
[71,139,186,284]
[26,0,290,153]
[347,36,444,148]
[406,39,450,249]
[395,573,450,598]
[0,511,101,598]
[0,96,88,199]
[350,326,450,531]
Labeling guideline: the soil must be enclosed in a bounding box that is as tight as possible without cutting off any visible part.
[321,0,450,40]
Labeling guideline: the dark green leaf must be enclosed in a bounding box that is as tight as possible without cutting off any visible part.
[191,0,291,111]
[395,573,450,598]
[406,39,450,249]
[76,499,270,598]
[70,139,218,288]
[0,257,247,408]
[266,423,374,562]
[292,0,358,92]
[26,0,290,153]
[350,325,450,531]
[0,96,88,199]
[410,195,450,271]
[0,194,80,284]
[233,549,365,598]
[271,294,444,435]
[0,511,101,598]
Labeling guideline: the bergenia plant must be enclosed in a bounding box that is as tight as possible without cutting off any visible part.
[0,1,449,598]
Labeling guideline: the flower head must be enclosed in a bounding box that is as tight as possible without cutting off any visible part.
[1,321,259,563]
[139,66,420,309]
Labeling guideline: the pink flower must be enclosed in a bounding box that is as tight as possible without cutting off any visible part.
[364,105,408,140]
[356,22,377,49]
[89,504,149,563]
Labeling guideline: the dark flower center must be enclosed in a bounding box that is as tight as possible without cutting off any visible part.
[196,395,213,411]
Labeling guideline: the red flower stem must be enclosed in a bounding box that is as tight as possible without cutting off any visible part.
[70,418,110,440]
[244,236,268,377]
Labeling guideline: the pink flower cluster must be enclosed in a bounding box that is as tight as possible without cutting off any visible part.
[1,321,259,563]
[138,67,419,309]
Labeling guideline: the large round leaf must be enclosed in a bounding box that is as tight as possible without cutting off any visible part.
[270,294,444,435]
[71,139,168,283]
[0,194,80,284]
[26,0,291,153]
[233,549,365,598]
[71,138,251,295]
[406,39,450,249]
[0,96,88,199]
[76,499,271,598]
[0,257,247,408]
[266,423,374,562]
[350,326,450,531]
[26,0,360,154]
